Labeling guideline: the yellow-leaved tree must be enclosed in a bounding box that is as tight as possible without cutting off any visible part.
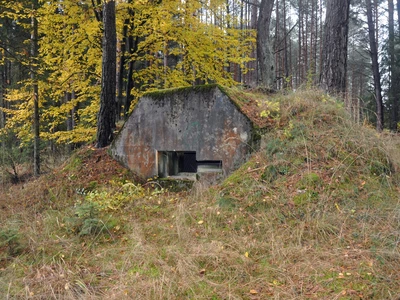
[38,0,103,145]
[125,0,255,100]
[0,0,42,175]
[1,0,255,159]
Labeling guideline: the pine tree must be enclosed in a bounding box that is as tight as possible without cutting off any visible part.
[366,0,383,131]
[320,0,351,96]
[257,0,275,89]
[31,0,40,175]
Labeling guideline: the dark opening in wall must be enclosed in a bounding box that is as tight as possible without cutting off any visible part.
[197,160,223,173]
[157,151,223,178]
[158,151,196,177]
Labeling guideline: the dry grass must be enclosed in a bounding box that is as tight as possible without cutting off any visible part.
[1,90,400,299]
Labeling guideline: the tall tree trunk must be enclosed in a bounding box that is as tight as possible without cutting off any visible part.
[318,0,323,78]
[319,0,350,97]
[31,0,40,176]
[238,0,244,83]
[275,0,282,90]
[116,23,128,121]
[257,0,275,89]
[0,68,5,129]
[124,35,137,117]
[388,0,398,130]
[283,0,289,88]
[397,0,400,30]
[66,91,77,152]
[246,0,258,86]
[97,0,117,148]
[123,1,137,117]
[311,0,318,82]
[298,0,303,86]
[366,0,383,131]
[303,0,308,80]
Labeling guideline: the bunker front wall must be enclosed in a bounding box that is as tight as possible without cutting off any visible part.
[111,87,253,178]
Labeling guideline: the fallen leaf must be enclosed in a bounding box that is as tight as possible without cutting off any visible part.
[198,220,204,224]
[249,289,258,295]
[245,252,249,258]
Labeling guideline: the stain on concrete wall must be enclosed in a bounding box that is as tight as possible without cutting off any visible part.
[110,86,254,179]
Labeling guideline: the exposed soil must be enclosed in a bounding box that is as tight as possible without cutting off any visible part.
[0,146,139,214]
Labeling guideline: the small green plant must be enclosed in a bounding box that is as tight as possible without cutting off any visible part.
[217,196,238,210]
[84,180,145,211]
[0,129,32,183]
[293,190,319,206]
[265,138,285,158]
[259,100,280,119]
[63,155,83,172]
[0,227,24,256]
[261,165,279,182]
[66,202,117,237]
[297,172,322,189]
[283,120,295,139]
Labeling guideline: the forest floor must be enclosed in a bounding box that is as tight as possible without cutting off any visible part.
[1,89,400,299]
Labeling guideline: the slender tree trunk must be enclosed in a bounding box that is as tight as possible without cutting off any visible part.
[388,0,398,130]
[238,0,244,83]
[303,0,308,79]
[31,0,40,176]
[124,35,137,117]
[318,0,323,78]
[298,0,303,85]
[97,0,117,148]
[247,0,258,86]
[91,0,103,22]
[283,0,289,88]
[366,0,383,131]
[397,0,400,30]
[124,2,137,117]
[117,22,128,121]
[319,0,350,97]
[257,0,275,89]
[396,0,400,129]
[225,0,231,75]
[65,92,77,152]
[374,0,379,45]
[275,0,282,90]
[0,68,4,129]
[311,0,317,82]
[65,92,72,132]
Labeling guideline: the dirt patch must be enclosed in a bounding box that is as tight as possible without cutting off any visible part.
[0,146,139,214]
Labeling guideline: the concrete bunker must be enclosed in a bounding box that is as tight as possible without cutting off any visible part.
[110,85,260,181]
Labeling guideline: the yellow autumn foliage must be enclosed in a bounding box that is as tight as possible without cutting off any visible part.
[1,0,255,144]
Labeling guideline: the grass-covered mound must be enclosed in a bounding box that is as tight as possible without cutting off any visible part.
[1,89,400,299]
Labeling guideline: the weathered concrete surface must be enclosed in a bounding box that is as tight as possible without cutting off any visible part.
[110,86,254,179]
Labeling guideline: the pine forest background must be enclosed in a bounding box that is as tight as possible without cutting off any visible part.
[1,0,400,177]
